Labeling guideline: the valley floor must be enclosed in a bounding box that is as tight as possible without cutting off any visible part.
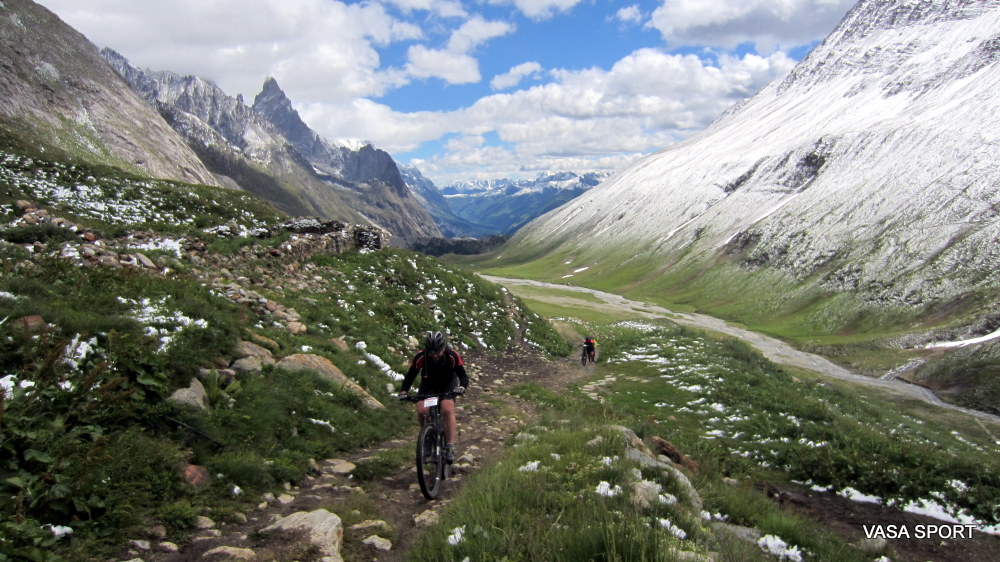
[481,275,1000,424]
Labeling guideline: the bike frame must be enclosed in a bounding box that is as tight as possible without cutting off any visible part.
[399,391,460,500]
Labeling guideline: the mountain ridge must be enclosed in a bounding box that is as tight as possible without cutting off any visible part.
[0,0,219,186]
[100,51,443,240]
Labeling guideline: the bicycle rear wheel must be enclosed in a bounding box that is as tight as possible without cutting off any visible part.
[416,424,443,499]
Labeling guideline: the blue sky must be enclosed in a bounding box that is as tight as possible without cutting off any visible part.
[36,0,856,186]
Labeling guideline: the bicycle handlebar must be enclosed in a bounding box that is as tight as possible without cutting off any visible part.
[397,389,464,403]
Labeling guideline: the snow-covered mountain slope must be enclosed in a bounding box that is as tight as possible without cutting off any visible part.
[511,0,1000,311]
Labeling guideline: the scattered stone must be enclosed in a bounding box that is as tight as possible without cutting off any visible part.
[413,510,439,527]
[128,539,150,551]
[181,464,211,487]
[15,315,46,333]
[157,542,179,553]
[630,480,663,510]
[325,459,356,475]
[231,356,263,376]
[710,522,762,543]
[168,378,209,410]
[350,520,390,532]
[362,535,392,551]
[235,340,276,363]
[195,516,217,530]
[134,253,156,269]
[263,509,344,562]
[204,546,256,560]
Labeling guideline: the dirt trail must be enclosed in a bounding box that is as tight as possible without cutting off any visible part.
[482,275,1000,423]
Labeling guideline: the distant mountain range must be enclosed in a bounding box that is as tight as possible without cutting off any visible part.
[441,171,613,236]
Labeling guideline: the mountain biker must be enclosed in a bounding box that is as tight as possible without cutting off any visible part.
[583,335,597,363]
[399,331,469,464]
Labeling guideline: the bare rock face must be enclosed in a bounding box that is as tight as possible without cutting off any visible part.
[0,0,219,186]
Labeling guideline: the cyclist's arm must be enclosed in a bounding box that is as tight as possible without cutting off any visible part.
[450,349,470,389]
[456,364,469,390]
[400,353,422,392]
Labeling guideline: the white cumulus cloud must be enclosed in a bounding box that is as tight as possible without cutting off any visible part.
[614,5,644,25]
[648,0,855,52]
[488,0,585,20]
[491,61,543,90]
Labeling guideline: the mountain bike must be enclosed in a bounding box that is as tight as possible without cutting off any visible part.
[398,390,462,500]
[581,344,596,365]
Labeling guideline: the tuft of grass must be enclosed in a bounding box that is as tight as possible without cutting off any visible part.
[351,448,412,482]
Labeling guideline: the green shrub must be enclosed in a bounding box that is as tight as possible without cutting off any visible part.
[158,500,198,531]
[0,223,78,244]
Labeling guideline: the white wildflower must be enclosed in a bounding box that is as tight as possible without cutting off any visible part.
[48,525,73,539]
[447,525,465,546]
[658,518,687,539]
[595,481,622,497]
[758,534,803,562]
[519,461,541,472]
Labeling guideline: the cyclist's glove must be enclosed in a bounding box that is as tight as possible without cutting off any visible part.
[454,386,466,395]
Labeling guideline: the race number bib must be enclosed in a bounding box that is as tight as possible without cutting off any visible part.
[424,397,439,407]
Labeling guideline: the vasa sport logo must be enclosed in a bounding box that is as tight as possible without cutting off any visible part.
[862,524,977,539]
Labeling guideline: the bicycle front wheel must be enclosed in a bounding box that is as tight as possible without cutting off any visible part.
[416,424,443,499]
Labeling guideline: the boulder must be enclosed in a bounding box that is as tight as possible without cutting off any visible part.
[235,340,276,364]
[168,378,209,410]
[276,354,384,409]
[264,509,343,562]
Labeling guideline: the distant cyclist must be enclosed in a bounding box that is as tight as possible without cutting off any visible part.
[399,331,469,463]
[583,336,597,364]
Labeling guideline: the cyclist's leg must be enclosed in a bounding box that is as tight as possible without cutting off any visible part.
[441,399,457,443]
[416,400,429,427]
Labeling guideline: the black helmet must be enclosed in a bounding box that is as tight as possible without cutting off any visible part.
[424,330,446,353]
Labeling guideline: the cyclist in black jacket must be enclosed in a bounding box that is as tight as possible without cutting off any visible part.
[399,331,469,463]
